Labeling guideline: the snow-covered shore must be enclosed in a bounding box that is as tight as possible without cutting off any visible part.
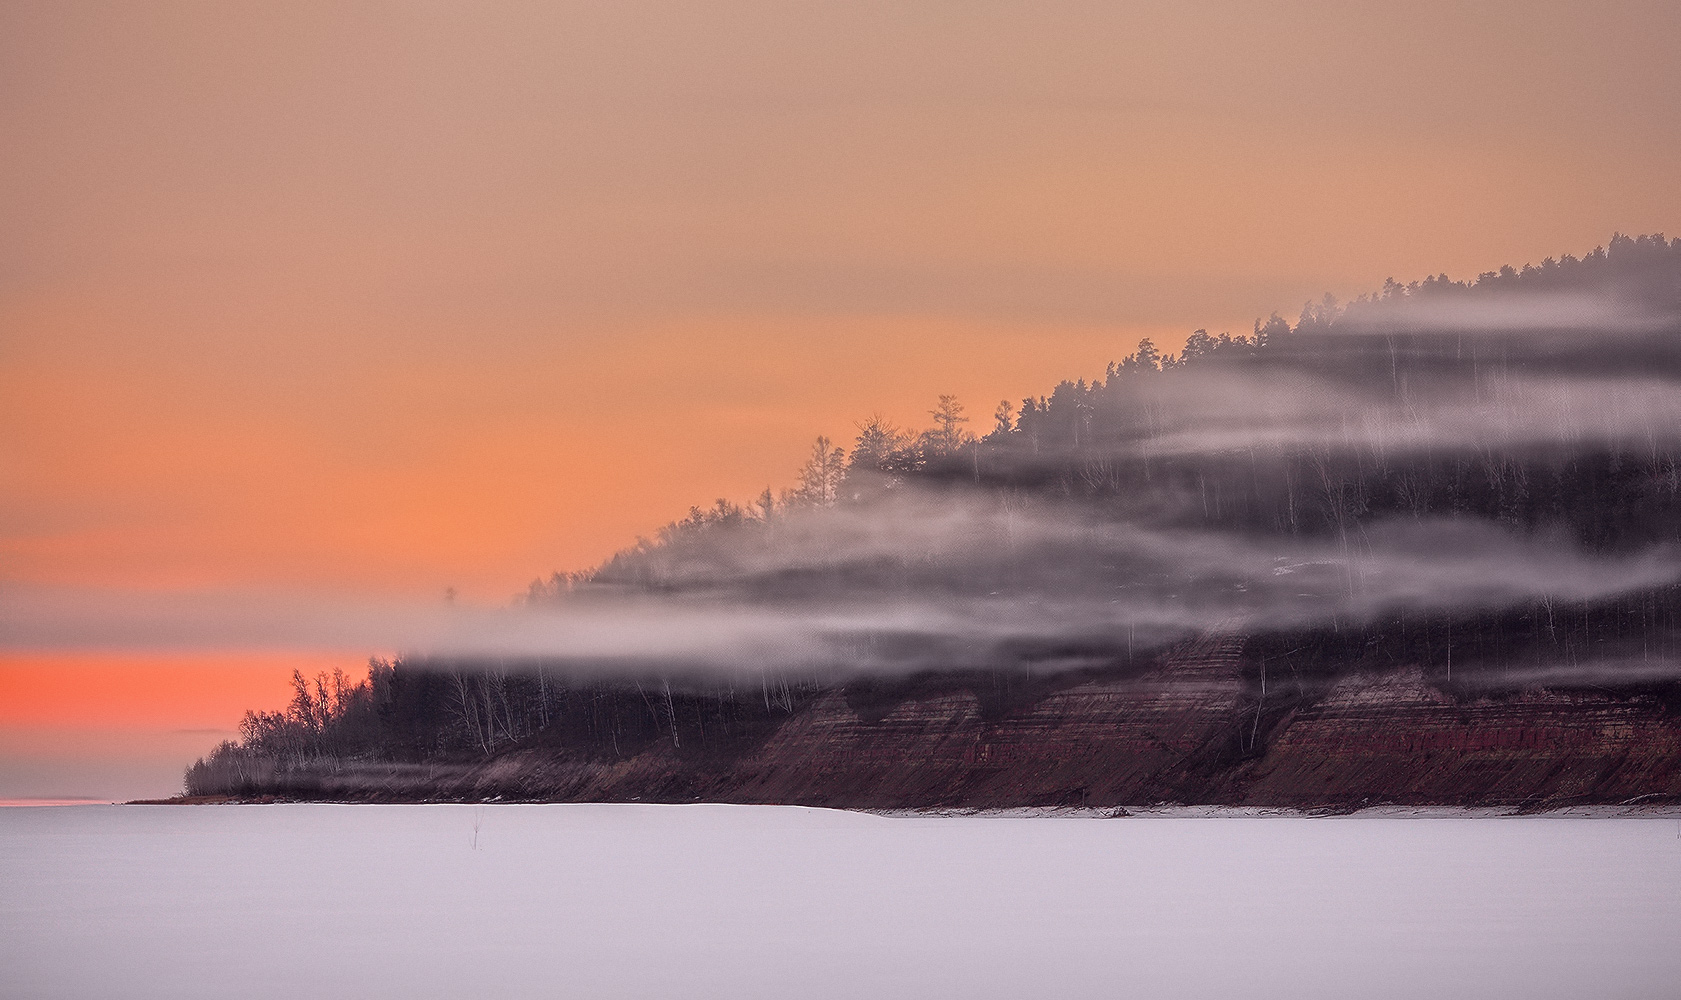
[5,803,1680,999]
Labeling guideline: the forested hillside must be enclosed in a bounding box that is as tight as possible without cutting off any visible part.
[186,234,1681,806]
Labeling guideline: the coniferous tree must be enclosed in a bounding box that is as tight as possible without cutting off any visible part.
[926,395,971,454]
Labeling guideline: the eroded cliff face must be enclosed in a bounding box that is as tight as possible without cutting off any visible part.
[203,637,1681,809]
[1235,669,1681,807]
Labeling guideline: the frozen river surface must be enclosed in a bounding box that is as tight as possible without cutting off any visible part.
[3,804,1680,1000]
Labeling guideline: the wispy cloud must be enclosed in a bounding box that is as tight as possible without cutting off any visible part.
[8,493,1676,680]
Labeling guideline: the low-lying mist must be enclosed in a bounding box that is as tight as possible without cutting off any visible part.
[12,234,1681,692]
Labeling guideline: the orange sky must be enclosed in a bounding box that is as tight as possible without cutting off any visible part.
[4,1,1680,798]
[0,651,345,800]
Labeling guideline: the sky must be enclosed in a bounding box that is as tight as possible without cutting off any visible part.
[4,0,1680,799]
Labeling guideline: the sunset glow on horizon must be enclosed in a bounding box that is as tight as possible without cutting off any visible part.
[5,1,1680,799]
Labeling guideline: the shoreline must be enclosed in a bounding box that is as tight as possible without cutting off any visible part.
[115,796,1681,818]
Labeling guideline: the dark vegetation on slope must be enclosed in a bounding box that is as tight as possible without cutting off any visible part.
[186,234,1681,807]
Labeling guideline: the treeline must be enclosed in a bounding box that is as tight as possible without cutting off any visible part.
[186,585,1681,797]
[185,659,826,796]
[536,231,1681,600]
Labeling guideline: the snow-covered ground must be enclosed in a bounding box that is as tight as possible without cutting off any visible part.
[3,804,1679,1000]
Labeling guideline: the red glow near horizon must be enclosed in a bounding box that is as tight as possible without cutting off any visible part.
[0,652,365,732]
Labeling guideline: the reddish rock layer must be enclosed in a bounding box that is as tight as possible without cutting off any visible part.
[216,639,1681,809]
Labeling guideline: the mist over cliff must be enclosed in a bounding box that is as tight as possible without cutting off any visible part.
[184,235,1681,806]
